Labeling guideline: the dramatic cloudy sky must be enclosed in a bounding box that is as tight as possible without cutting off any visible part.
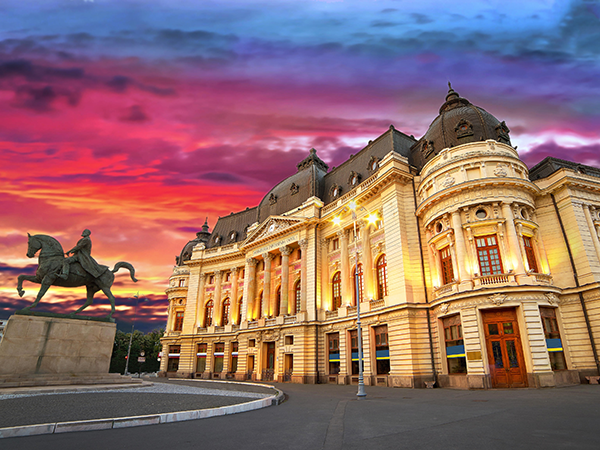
[1,0,599,332]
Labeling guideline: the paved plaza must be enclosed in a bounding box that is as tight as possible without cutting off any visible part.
[2,380,600,449]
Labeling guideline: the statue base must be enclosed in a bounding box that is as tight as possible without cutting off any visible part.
[0,314,138,388]
[15,309,115,323]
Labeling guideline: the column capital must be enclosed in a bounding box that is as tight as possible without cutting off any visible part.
[262,252,274,262]
[279,246,292,256]
[214,270,222,277]
[230,267,239,275]
[199,273,207,282]
[246,257,257,266]
[299,238,309,249]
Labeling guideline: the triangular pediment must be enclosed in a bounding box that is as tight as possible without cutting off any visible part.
[243,215,306,247]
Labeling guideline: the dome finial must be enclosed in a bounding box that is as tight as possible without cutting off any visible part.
[202,217,209,233]
[445,81,459,102]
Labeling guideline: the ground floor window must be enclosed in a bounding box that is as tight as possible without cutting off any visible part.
[231,342,239,373]
[540,307,567,371]
[168,345,180,372]
[350,330,359,375]
[328,333,340,374]
[197,343,207,372]
[374,325,390,375]
[443,315,467,374]
[214,342,225,373]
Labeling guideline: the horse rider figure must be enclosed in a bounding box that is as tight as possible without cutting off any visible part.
[59,229,105,279]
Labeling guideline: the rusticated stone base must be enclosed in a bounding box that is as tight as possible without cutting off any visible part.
[0,314,123,386]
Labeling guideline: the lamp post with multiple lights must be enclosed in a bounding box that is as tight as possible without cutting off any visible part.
[334,200,378,399]
[124,293,148,375]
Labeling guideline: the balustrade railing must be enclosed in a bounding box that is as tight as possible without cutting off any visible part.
[369,299,385,309]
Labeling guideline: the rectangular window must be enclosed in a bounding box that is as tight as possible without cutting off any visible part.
[443,315,467,374]
[350,330,359,375]
[214,343,225,373]
[173,311,184,332]
[248,339,255,348]
[332,238,339,251]
[231,342,239,373]
[523,236,538,273]
[168,345,180,372]
[475,235,503,276]
[374,325,390,375]
[440,246,454,285]
[285,335,294,345]
[196,343,207,373]
[328,333,340,374]
[540,307,567,370]
[178,279,185,287]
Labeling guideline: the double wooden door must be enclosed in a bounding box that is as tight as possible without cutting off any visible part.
[482,308,528,388]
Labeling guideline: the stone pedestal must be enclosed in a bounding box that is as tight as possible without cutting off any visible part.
[0,314,137,387]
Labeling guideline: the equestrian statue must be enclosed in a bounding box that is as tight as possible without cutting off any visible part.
[16,230,138,320]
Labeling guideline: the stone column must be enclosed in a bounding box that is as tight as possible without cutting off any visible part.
[213,271,223,325]
[166,301,174,332]
[244,258,257,321]
[584,204,600,263]
[501,202,526,275]
[230,267,239,324]
[339,230,351,306]
[279,246,292,315]
[361,222,374,301]
[196,274,206,328]
[450,210,470,287]
[299,239,309,313]
[320,238,330,312]
[262,253,273,317]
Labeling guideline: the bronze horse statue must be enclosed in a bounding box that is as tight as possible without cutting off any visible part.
[17,233,138,319]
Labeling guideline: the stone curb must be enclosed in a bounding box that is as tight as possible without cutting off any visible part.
[164,378,285,405]
[0,394,278,439]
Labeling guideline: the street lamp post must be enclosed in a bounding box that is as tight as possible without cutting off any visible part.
[351,209,367,399]
[124,293,142,375]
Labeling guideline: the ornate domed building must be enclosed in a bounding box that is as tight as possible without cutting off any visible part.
[162,85,600,389]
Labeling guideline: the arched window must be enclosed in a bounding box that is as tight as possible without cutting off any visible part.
[294,280,301,314]
[222,298,230,325]
[238,296,243,324]
[332,272,342,311]
[204,299,213,327]
[353,264,364,305]
[376,255,388,299]
[275,286,281,317]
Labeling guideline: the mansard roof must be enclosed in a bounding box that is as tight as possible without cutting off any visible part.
[529,156,600,181]
[321,125,415,205]
[206,206,258,249]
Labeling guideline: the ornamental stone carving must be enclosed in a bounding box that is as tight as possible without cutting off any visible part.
[544,292,560,305]
[494,163,508,177]
[442,174,456,188]
[489,293,508,305]
[299,239,309,249]
[439,303,449,314]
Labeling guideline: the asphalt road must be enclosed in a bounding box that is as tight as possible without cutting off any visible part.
[3,382,600,450]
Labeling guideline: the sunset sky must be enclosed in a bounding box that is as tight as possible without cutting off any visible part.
[1,0,599,332]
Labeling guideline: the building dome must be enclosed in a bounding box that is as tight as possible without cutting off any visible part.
[176,218,211,265]
[410,84,512,170]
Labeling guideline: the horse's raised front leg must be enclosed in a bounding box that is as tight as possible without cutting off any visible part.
[25,274,55,310]
[71,285,99,316]
[17,274,39,297]
[100,287,117,319]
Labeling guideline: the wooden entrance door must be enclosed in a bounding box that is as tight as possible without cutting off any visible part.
[262,342,275,381]
[482,308,528,388]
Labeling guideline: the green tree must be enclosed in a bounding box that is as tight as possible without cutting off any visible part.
[110,328,164,374]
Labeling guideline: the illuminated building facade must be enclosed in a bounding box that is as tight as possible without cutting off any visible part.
[161,86,600,388]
